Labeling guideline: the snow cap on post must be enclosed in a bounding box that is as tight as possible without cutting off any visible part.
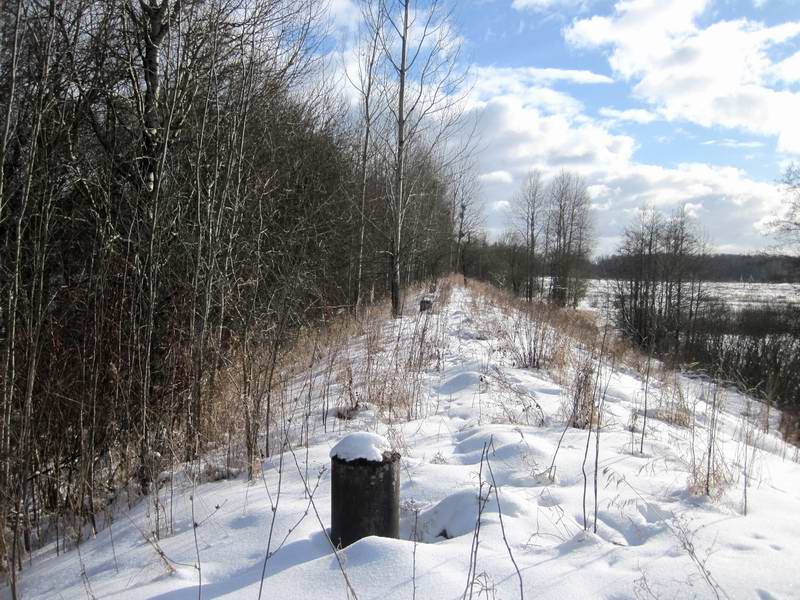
[329,431,391,463]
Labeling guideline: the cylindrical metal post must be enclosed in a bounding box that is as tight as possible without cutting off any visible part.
[330,433,400,548]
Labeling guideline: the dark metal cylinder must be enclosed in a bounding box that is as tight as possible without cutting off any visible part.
[330,451,400,548]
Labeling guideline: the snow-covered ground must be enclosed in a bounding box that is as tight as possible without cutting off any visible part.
[584,279,800,312]
[8,283,800,600]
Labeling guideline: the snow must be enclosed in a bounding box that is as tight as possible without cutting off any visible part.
[330,432,391,462]
[6,283,800,600]
[583,278,800,312]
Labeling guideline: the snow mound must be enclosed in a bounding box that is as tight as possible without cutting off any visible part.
[417,490,482,541]
[416,488,529,542]
[437,371,482,395]
[330,432,390,462]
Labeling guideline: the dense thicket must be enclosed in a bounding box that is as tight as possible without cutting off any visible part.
[0,0,466,587]
[684,304,800,439]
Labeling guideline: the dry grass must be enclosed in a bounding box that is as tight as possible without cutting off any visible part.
[652,371,691,428]
[195,294,396,471]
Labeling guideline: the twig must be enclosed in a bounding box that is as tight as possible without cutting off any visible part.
[190,483,202,600]
[257,430,287,600]
[412,504,420,600]
[463,442,491,600]
[594,353,616,533]
[486,444,524,600]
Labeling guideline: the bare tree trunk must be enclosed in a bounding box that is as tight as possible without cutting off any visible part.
[131,0,183,495]
[390,0,409,318]
[0,2,23,579]
[354,23,382,311]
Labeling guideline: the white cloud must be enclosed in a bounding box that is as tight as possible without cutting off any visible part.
[479,171,514,184]
[519,66,613,84]
[565,0,800,153]
[466,65,614,125]
[599,107,659,124]
[470,95,637,176]
[582,161,784,251]
[565,0,708,55]
[587,183,612,200]
[460,72,784,255]
[512,0,590,10]
[683,202,705,218]
[471,65,613,87]
[468,73,585,118]
[701,139,766,149]
[772,51,800,83]
[325,0,360,35]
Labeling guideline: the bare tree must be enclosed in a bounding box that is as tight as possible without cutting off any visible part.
[771,163,800,250]
[377,0,466,316]
[611,203,706,357]
[546,171,593,307]
[514,170,545,302]
[441,160,481,283]
[347,0,387,310]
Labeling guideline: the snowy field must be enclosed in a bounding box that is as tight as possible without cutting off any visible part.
[7,283,800,600]
[584,279,800,312]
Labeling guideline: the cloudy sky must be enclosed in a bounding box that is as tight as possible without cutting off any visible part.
[333,0,800,255]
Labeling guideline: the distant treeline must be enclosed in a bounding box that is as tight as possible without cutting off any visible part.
[593,253,800,283]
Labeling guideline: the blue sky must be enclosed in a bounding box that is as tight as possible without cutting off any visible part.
[331,0,800,255]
